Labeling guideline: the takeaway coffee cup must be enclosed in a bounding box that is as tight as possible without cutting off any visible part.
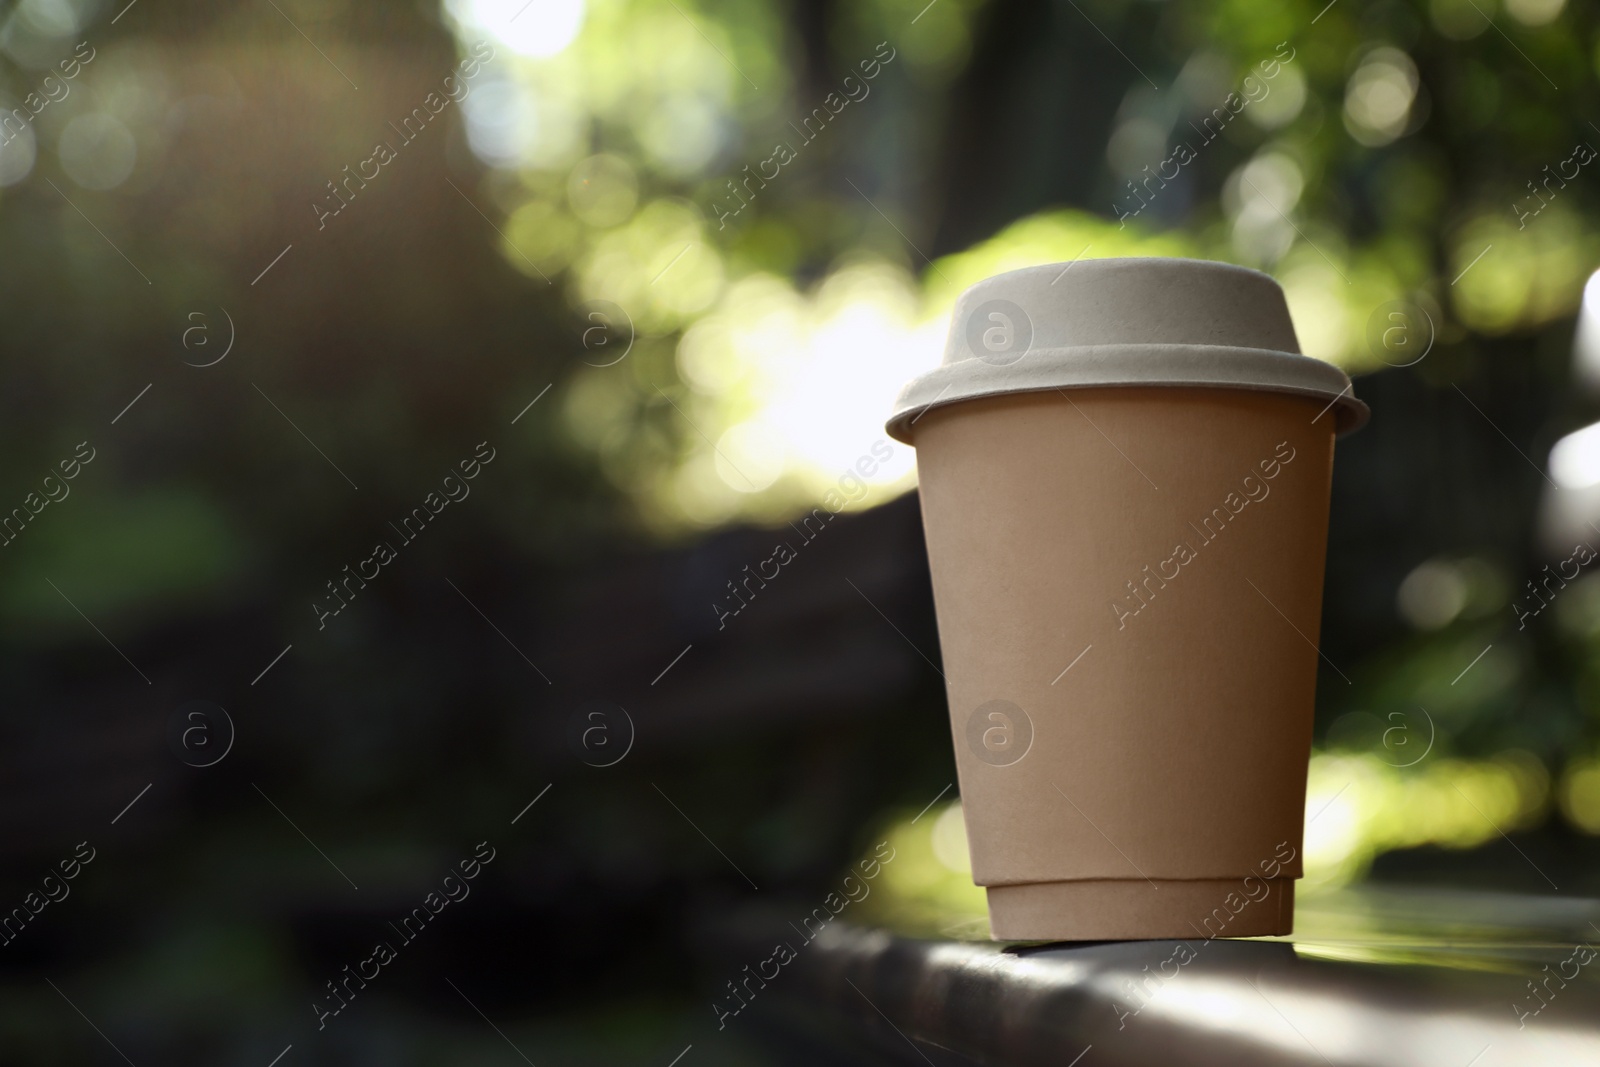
[886,258,1367,941]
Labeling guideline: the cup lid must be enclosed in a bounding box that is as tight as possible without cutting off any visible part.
[886,257,1368,443]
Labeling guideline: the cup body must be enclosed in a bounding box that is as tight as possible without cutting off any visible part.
[913,385,1336,940]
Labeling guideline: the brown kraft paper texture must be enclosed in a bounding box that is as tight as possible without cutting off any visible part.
[913,385,1336,936]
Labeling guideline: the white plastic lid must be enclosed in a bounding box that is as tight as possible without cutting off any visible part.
[886,257,1368,443]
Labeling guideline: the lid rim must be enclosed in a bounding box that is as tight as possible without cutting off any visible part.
[886,380,1369,443]
[886,342,1367,444]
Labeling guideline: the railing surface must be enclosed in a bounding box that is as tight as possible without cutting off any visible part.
[710,886,1600,1067]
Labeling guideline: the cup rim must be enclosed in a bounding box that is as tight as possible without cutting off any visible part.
[887,342,1370,443]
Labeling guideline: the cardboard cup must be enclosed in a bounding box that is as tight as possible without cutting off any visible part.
[886,259,1365,941]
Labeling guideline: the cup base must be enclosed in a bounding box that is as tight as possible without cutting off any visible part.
[985,877,1294,942]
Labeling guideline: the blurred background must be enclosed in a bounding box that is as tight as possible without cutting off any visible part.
[4,0,1600,1061]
